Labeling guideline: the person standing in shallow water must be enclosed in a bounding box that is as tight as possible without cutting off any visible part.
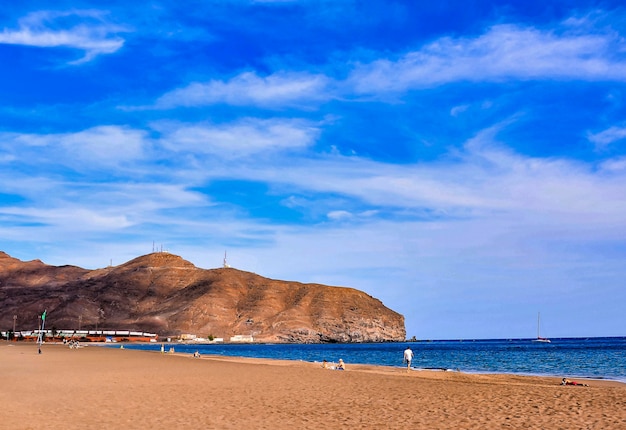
[403,346,414,372]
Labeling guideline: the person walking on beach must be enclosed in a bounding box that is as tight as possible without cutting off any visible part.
[403,346,414,372]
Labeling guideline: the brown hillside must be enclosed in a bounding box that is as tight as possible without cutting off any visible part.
[0,252,405,342]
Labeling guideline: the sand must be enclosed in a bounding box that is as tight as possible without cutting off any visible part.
[1,343,624,429]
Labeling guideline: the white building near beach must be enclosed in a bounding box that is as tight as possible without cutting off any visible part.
[229,334,254,343]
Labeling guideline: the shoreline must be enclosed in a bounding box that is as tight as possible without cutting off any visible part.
[11,339,625,386]
[0,339,626,386]
[2,342,625,429]
[93,340,626,386]
[88,341,626,388]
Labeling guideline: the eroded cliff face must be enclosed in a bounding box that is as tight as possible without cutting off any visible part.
[0,252,406,342]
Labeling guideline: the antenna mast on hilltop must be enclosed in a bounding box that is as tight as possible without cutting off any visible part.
[223,251,231,268]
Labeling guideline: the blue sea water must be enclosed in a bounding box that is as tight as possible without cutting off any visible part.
[112,337,626,383]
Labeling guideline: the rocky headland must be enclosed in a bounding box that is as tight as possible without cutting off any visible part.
[0,251,405,342]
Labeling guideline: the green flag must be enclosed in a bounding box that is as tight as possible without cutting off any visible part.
[41,310,47,321]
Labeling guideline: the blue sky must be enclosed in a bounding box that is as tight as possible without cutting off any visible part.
[2,1,625,339]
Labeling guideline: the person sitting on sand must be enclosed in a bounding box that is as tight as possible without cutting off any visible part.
[322,360,329,369]
[336,359,345,370]
[561,378,588,387]
[193,351,201,358]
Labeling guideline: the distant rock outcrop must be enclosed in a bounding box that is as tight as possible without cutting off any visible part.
[0,251,405,342]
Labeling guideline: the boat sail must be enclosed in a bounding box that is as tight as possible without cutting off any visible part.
[532,312,551,343]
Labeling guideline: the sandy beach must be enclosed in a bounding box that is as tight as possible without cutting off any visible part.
[1,343,624,429]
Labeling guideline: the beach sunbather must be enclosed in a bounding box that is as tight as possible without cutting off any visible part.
[337,359,345,370]
[561,378,588,387]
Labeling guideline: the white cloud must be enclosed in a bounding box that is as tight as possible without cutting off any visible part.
[205,122,626,236]
[327,210,352,220]
[348,21,626,94]
[61,126,148,164]
[0,126,149,169]
[0,179,208,240]
[155,71,332,109]
[600,156,626,172]
[6,120,624,238]
[148,15,626,110]
[0,10,128,64]
[156,118,319,158]
[450,104,469,117]
[587,126,626,149]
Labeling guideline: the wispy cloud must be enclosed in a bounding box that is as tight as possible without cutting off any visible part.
[600,156,626,172]
[4,119,625,236]
[190,120,626,234]
[0,10,128,64]
[154,71,332,109]
[588,125,626,150]
[0,175,208,234]
[155,118,320,158]
[146,14,626,111]
[63,122,626,228]
[0,126,149,169]
[348,20,626,94]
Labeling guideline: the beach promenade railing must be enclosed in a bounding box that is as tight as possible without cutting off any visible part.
[2,329,158,342]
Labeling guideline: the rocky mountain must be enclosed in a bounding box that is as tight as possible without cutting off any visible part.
[0,251,405,343]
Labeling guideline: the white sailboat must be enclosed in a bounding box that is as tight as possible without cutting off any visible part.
[532,312,551,343]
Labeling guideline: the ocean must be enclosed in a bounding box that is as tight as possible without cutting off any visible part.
[110,337,626,383]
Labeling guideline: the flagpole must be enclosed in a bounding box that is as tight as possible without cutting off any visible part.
[37,310,47,354]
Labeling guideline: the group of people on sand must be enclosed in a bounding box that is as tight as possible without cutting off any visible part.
[159,344,176,354]
[321,348,414,372]
[321,358,345,370]
[320,348,417,372]
[64,339,81,349]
